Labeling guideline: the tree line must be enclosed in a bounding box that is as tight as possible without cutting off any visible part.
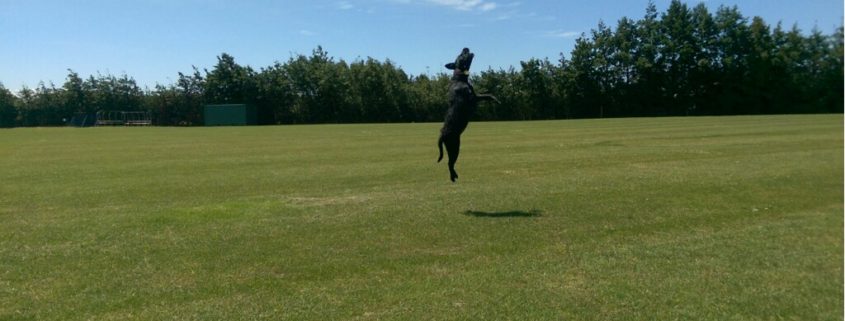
[1,1,841,127]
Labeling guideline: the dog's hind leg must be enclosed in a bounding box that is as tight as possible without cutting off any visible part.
[444,135,461,182]
[437,135,445,163]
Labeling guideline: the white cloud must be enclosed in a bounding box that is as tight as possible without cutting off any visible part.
[493,11,513,21]
[299,29,317,36]
[336,1,354,10]
[543,30,581,38]
[479,2,497,11]
[490,8,552,22]
[419,0,499,12]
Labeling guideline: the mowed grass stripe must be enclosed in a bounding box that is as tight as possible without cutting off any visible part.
[0,115,841,320]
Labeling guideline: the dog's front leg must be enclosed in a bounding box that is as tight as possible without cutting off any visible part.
[476,94,500,104]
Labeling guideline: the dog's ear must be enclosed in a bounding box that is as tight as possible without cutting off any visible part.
[445,63,456,70]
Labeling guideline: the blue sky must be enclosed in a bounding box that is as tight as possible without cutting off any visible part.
[1,0,842,90]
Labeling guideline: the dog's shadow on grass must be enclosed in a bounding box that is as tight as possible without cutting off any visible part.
[463,209,543,218]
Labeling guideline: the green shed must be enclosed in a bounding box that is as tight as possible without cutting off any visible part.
[204,104,257,126]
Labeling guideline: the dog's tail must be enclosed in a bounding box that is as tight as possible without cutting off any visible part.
[437,136,444,163]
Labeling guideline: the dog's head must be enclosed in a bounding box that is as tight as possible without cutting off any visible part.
[445,48,474,75]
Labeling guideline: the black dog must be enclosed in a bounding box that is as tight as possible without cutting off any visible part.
[437,48,499,182]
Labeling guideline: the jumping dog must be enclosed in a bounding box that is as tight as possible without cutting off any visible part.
[437,48,499,182]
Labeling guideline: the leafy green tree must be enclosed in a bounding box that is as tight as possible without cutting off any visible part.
[256,62,295,124]
[820,27,844,112]
[801,27,843,113]
[175,67,205,125]
[519,58,559,119]
[283,47,352,123]
[204,53,258,105]
[713,5,751,114]
[473,67,523,120]
[610,17,638,116]
[349,58,411,122]
[20,82,65,126]
[689,3,720,114]
[407,73,449,122]
[62,70,86,115]
[569,21,620,119]
[146,84,180,126]
[0,84,17,127]
[660,0,697,115]
[745,16,775,114]
[631,1,663,117]
[553,55,575,119]
[83,73,144,112]
[568,35,598,118]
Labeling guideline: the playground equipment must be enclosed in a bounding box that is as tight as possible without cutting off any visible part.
[123,111,152,126]
[96,111,152,126]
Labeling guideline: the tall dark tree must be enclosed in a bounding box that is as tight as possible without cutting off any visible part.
[820,27,845,112]
[175,67,205,125]
[349,58,411,122]
[660,0,696,115]
[408,72,449,122]
[82,73,144,112]
[283,47,352,123]
[633,1,663,116]
[204,53,257,105]
[610,17,638,116]
[20,82,65,126]
[745,16,775,114]
[713,5,752,114]
[689,3,719,114]
[0,84,17,127]
[519,58,558,119]
[256,62,294,124]
[146,84,179,126]
[62,70,86,115]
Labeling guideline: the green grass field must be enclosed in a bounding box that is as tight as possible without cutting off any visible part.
[1,115,842,320]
